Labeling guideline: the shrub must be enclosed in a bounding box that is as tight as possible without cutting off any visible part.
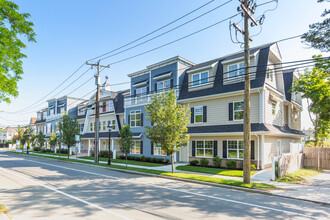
[199,158,209,167]
[135,156,140,161]
[41,149,52,153]
[212,156,222,168]
[275,161,279,179]
[140,155,146,162]
[59,149,69,154]
[226,160,237,169]
[33,147,41,152]
[145,157,151,162]
[251,164,256,171]
[189,160,199,166]
[118,155,125,159]
[151,158,157,163]
[99,150,113,158]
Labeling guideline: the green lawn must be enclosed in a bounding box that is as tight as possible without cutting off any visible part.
[33,152,69,157]
[79,156,165,167]
[7,151,275,190]
[176,165,255,177]
[276,169,322,184]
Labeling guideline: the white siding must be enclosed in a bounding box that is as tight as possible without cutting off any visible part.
[264,89,283,126]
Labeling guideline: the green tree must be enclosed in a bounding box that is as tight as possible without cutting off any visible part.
[119,124,133,167]
[58,114,79,159]
[145,89,190,173]
[30,132,37,148]
[0,0,36,103]
[16,125,26,152]
[302,0,329,52]
[49,132,58,153]
[36,130,45,148]
[291,56,330,146]
[24,127,34,154]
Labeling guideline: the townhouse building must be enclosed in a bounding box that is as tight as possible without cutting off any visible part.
[0,126,17,144]
[122,43,304,169]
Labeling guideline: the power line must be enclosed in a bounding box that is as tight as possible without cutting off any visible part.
[87,0,216,62]
[98,0,233,61]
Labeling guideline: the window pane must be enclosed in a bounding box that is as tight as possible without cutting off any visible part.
[197,149,204,157]
[131,121,135,127]
[228,65,237,77]
[228,141,237,149]
[239,141,244,149]
[136,121,141,126]
[136,114,141,120]
[234,102,244,111]
[239,63,245,75]
[195,106,203,114]
[192,74,200,86]
[205,149,213,157]
[228,150,237,158]
[201,72,209,84]
[195,115,203,123]
[235,111,244,120]
[205,141,213,148]
[197,141,204,148]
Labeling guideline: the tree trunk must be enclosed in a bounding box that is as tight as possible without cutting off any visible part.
[68,146,70,159]
[126,154,128,167]
[171,153,174,173]
[314,122,319,147]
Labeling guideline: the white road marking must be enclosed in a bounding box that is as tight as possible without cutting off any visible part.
[0,166,131,220]
[3,154,317,219]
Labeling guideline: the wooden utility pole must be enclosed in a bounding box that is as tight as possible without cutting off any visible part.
[86,61,110,163]
[233,0,258,184]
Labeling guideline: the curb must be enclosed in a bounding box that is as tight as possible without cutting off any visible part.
[5,152,330,206]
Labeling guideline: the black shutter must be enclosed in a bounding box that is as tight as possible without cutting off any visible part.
[251,140,255,160]
[223,140,227,158]
[128,115,130,125]
[203,106,207,122]
[147,86,149,94]
[192,141,196,157]
[134,90,136,96]
[154,83,157,93]
[191,108,194,123]
[213,141,218,157]
[140,141,143,154]
[170,79,174,88]
[229,103,233,121]
[116,115,122,130]
[140,113,143,126]
[151,142,154,155]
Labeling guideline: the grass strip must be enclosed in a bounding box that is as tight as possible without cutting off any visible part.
[79,156,165,167]
[176,165,255,177]
[7,151,275,190]
[276,168,322,184]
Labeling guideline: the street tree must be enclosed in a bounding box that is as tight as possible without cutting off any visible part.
[119,124,133,167]
[36,130,45,148]
[302,0,329,52]
[291,56,330,146]
[16,126,26,152]
[24,127,34,154]
[49,132,58,153]
[58,113,79,159]
[30,132,37,149]
[0,0,36,103]
[145,89,190,173]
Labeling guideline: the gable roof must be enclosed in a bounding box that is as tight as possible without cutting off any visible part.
[282,68,295,101]
[179,43,274,100]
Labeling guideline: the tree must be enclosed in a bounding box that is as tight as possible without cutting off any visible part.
[36,130,45,148]
[30,132,37,149]
[49,132,58,153]
[58,113,79,159]
[291,56,330,146]
[145,89,190,173]
[16,125,26,152]
[24,127,34,154]
[0,0,36,103]
[119,124,133,167]
[302,0,329,52]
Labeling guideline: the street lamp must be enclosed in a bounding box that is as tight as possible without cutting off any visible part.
[107,122,112,165]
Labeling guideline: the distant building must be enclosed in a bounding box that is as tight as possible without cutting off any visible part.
[0,126,17,143]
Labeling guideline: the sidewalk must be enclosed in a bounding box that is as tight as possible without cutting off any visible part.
[14,151,330,205]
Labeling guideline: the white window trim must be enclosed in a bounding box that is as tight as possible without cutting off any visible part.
[195,140,214,158]
[130,110,141,128]
[233,100,244,121]
[227,139,244,160]
[157,79,171,92]
[227,62,245,79]
[130,140,141,154]
[191,71,209,87]
[154,144,166,156]
[194,106,204,124]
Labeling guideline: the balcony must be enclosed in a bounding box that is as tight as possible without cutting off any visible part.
[124,89,179,107]
[46,112,65,121]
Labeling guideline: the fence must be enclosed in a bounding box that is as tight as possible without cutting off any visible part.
[278,152,304,178]
[304,147,330,169]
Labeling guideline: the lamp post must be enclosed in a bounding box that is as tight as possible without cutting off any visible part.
[107,122,112,165]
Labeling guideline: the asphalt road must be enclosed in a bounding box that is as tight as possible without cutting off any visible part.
[0,153,329,220]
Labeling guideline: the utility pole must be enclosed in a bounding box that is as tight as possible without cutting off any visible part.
[233,0,258,184]
[86,61,110,163]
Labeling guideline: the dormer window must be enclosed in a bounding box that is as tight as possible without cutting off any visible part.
[157,79,171,91]
[136,87,147,96]
[267,67,274,81]
[192,71,209,86]
[228,62,244,78]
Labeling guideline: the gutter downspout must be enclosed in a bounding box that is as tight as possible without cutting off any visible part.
[261,134,265,169]
[254,134,260,170]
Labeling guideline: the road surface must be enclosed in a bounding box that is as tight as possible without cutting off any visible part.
[0,153,329,219]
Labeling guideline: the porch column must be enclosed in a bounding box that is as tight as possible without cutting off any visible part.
[88,139,91,156]
[78,142,81,153]
[187,141,190,162]
[257,135,260,170]
[99,139,101,152]
[261,135,265,169]
[111,138,115,159]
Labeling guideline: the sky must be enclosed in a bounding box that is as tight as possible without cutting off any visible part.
[0,0,329,128]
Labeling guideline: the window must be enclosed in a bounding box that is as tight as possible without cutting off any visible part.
[136,87,147,103]
[154,144,166,155]
[130,110,141,127]
[131,141,141,154]
[228,140,244,159]
[47,123,51,133]
[60,106,65,114]
[233,101,244,120]
[37,113,41,120]
[79,123,84,132]
[109,100,114,111]
[157,79,170,91]
[107,120,116,130]
[136,87,147,95]
[192,71,209,86]
[267,67,274,81]
[43,111,47,119]
[90,122,94,132]
[272,102,276,115]
[194,106,203,123]
[196,140,213,157]
[228,63,244,78]
[102,121,106,131]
